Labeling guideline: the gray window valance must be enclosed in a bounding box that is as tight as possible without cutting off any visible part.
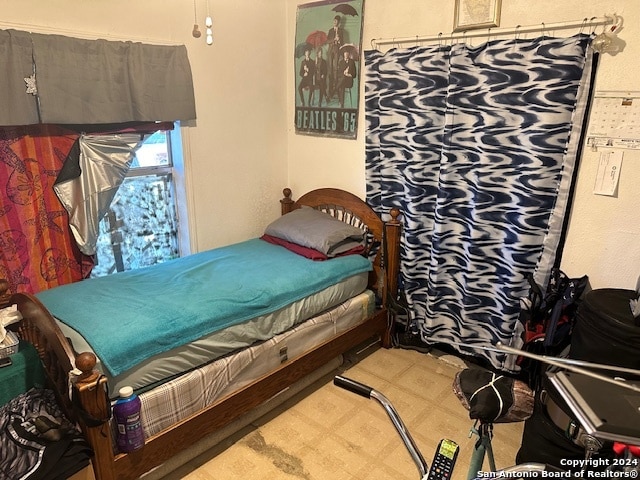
[1,29,40,125]
[1,29,196,126]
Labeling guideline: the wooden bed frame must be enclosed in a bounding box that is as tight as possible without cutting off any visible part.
[0,187,401,480]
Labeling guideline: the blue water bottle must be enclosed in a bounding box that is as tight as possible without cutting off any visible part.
[113,386,145,452]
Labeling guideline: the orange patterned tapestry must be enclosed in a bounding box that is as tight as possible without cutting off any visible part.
[0,125,93,294]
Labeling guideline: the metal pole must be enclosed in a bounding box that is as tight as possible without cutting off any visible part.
[372,15,616,49]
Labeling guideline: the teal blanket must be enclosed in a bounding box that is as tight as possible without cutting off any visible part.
[36,239,372,376]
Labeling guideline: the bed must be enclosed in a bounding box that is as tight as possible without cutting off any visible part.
[0,187,401,480]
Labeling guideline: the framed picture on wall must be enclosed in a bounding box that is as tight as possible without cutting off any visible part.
[294,0,365,140]
[453,0,501,32]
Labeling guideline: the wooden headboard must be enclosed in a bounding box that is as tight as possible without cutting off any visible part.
[280,187,401,307]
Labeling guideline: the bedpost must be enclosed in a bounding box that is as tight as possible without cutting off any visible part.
[385,208,402,301]
[381,208,402,348]
[281,188,295,215]
[1,283,116,479]
[0,279,10,307]
[74,353,117,480]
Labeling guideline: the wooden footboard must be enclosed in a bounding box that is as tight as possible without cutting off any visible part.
[0,188,402,480]
[1,279,78,423]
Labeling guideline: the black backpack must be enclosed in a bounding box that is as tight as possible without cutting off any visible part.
[518,268,589,389]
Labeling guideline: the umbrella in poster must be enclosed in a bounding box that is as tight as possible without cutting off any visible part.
[296,42,313,58]
[306,30,328,48]
[294,0,364,139]
[339,43,359,60]
[332,4,358,16]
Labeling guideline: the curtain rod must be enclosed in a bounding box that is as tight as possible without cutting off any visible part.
[0,20,180,46]
[371,15,616,49]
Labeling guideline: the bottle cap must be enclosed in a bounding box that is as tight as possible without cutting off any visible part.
[119,386,134,398]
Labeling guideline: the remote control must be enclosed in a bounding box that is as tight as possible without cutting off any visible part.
[427,438,459,480]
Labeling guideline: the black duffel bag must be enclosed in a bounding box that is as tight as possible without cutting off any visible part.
[570,288,640,375]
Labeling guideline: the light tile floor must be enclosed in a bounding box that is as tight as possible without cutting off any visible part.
[158,346,525,480]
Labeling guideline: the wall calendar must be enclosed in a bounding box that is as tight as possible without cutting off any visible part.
[586,91,640,150]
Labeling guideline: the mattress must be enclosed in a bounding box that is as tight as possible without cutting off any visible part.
[56,272,369,394]
[137,289,375,438]
[36,239,373,377]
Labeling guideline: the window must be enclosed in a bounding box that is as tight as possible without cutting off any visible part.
[91,127,188,277]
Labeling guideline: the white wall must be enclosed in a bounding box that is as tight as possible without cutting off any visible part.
[183,1,289,250]
[2,0,289,252]
[286,0,640,291]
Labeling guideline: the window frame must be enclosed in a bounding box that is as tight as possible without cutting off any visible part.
[92,124,191,277]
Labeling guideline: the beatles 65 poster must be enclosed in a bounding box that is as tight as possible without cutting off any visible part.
[294,0,364,139]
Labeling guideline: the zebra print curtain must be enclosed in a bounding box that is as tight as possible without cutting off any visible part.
[365,34,596,371]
